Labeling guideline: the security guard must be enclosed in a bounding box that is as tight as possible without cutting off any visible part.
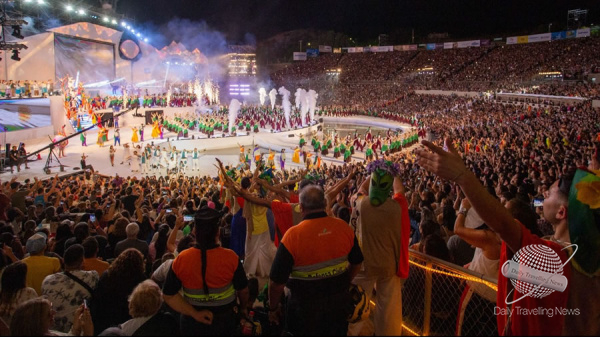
[163,207,250,336]
[268,185,364,335]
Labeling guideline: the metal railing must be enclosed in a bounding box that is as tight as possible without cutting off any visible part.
[398,250,499,336]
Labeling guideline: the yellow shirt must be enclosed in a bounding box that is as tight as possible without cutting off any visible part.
[251,203,269,235]
[22,255,61,295]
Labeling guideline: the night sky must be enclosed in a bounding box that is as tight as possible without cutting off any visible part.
[117,0,600,46]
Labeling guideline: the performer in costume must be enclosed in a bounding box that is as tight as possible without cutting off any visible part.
[80,131,87,147]
[267,149,275,168]
[97,128,105,147]
[151,120,160,138]
[191,148,200,171]
[292,146,301,164]
[131,127,139,143]
[109,145,116,166]
[279,149,286,171]
[139,124,144,142]
[114,129,121,146]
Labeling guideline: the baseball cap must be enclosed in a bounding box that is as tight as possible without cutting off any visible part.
[26,233,48,255]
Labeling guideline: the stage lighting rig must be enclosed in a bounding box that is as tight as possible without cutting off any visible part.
[10,48,18,60]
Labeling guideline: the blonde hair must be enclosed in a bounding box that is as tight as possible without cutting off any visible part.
[128,280,163,318]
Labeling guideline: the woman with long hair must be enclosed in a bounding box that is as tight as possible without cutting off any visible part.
[109,145,116,167]
[149,224,169,262]
[10,297,93,336]
[0,262,37,326]
[92,248,146,335]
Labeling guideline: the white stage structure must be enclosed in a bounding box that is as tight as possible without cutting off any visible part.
[0,22,207,92]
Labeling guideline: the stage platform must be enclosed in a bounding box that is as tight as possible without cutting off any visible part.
[1,111,413,182]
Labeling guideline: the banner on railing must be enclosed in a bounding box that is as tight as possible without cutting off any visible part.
[577,28,591,38]
[333,47,342,53]
[443,42,454,49]
[426,43,436,50]
[306,48,319,57]
[527,33,551,43]
[347,47,356,53]
[356,47,364,52]
[318,45,332,53]
[293,52,307,61]
[566,30,577,39]
[394,45,403,51]
[457,40,480,48]
[409,44,417,51]
[517,35,528,44]
[552,31,566,40]
[506,36,517,44]
[480,39,491,46]
[435,43,444,49]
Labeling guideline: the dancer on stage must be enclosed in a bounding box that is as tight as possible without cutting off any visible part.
[109,145,116,166]
[121,143,131,165]
[80,131,87,147]
[191,148,200,171]
[151,119,160,139]
[131,126,139,143]
[141,150,148,174]
[97,128,105,147]
[139,124,144,142]
[179,149,188,172]
[292,146,301,164]
[131,150,141,172]
[279,148,286,171]
[267,149,275,169]
[114,129,121,146]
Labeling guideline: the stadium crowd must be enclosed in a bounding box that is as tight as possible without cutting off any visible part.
[0,36,599,337]
[272,36,600,104]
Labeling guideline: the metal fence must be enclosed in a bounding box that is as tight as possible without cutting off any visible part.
[399,250,499,336]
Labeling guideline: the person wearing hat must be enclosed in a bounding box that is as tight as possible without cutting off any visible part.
[162,207,250,335]
[22,232,61,295]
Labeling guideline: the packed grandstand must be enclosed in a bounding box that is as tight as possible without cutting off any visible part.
[0,21,599,337]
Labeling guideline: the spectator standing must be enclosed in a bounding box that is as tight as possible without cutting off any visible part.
[268,185,364,335]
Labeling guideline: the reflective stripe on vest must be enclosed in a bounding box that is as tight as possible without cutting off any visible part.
[182,284,236,307]
[290,255,349,280]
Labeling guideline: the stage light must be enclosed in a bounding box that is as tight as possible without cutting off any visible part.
[11,26,23,40]
[66,4,73,11]
[24,0,33,3]
[136,33,140,37]
[78,9,85,15]
[111,19,117,24]
[11,50,20,62]
[144,38,148,42]
[37,0,44,4]
[121,22,127,27]
[131,29,135,33]
[103,17,109,22]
